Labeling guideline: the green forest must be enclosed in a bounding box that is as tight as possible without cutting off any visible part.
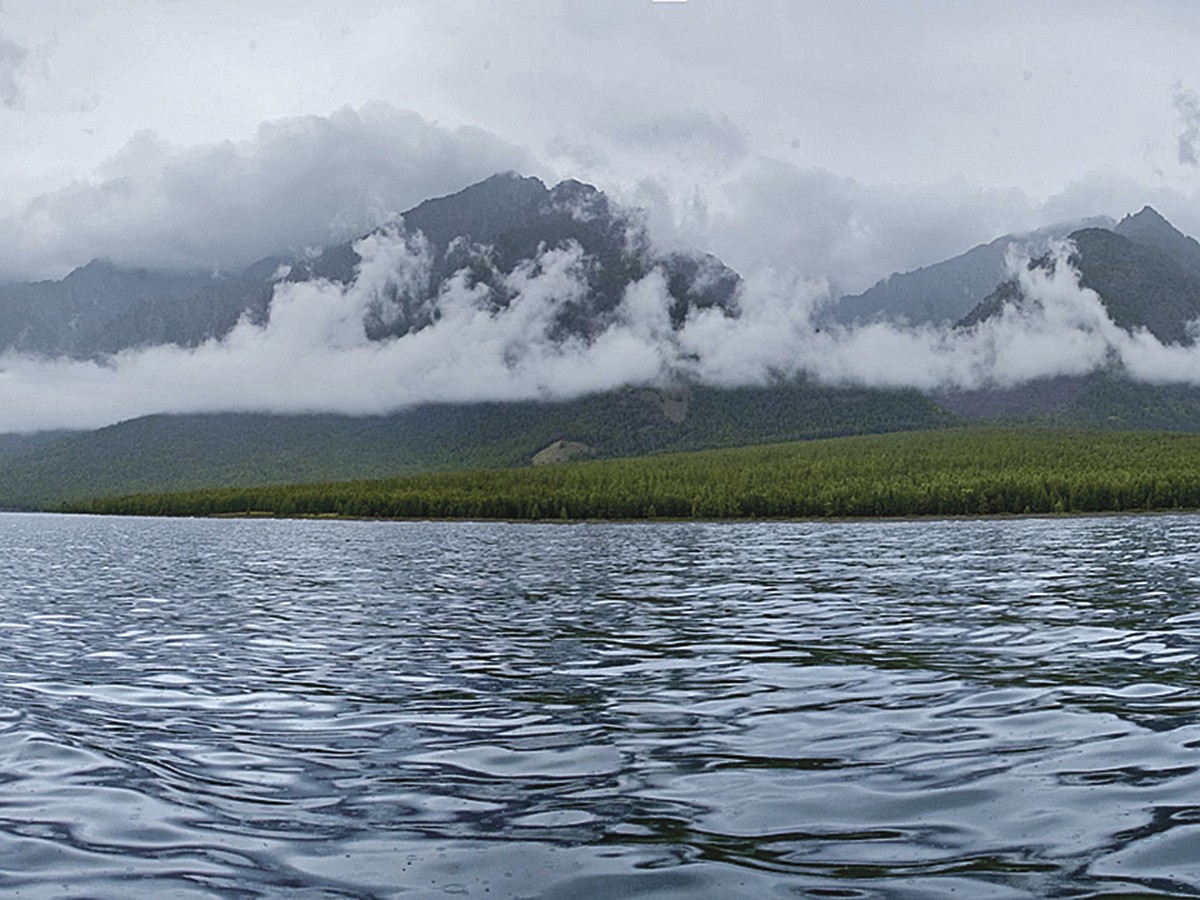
[0,383,956,509]
[64,427,1200,521]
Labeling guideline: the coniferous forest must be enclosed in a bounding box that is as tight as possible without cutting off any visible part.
[64,427,1200,521]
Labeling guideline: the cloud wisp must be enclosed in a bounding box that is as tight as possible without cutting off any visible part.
[1,236,1199,434]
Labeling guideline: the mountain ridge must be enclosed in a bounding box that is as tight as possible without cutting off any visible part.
[825,216,1115,328]
[0,172,740,359]
[960,218,1200,345]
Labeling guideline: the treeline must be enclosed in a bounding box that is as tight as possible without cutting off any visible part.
[64,428,1200,520]
[0,382,953,509]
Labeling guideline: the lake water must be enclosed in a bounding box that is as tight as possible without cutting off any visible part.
[1,512,1200,898]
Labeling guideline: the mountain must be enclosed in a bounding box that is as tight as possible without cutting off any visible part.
[1114,205,1200,278]
[961,217,1200,344]
[286,172,740,339]
[0,260,224,358]
[86,255,293,355]
[937,371,1200,429]
[9,181,1200,512]
[0,173,739,360]
[824,217,1114,328]
[13,367,1200,510]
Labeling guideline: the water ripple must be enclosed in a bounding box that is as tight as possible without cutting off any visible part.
[2,512,1200,896]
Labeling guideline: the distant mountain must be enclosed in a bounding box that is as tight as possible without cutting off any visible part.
[939,371,1200,431]
[0,430,72,462]
[825,217,1114,328]
[87,256,293,355]
[0,173,739,360]
[11,182,1200,511]
[0,260,224,358]
[287,172,740,339]
[961,214,1200,345]
[12,367,1200,510]
[1114,205,1200,278]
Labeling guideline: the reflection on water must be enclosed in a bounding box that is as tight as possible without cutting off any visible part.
[1,512,1200,896]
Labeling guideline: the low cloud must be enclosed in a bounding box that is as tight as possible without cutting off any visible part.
[2,235,1200,433]
[0,231,670,432]
[680,241,1200,392]
[0,104,533,282]
[1173,82,1200,167]
[618,155,1200,300]
[0,31,27,109]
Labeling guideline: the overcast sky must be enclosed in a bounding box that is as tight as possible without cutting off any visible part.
[3,0,1200,291]
[4,1,1200,431]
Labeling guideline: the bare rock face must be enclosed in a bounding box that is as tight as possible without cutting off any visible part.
[532,440,592,466]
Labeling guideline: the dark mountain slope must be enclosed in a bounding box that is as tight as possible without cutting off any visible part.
[88,256,292,353]
[0,430,73,462]
[289,172,740,338]
[939,371,1200,432]
[0,173,739,358]
[961,226,1200,344]
[0,261,221,358]
[1115,205,1200,278]
[826,217,1112,328]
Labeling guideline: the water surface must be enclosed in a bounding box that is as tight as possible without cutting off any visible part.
[1,512,1199,897]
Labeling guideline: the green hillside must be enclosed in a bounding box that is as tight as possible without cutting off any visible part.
[14,372,1200,513]
[0,382,956,509]
[67,427,1200,521]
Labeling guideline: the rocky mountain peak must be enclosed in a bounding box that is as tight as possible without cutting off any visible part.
[1114,205,1200,278]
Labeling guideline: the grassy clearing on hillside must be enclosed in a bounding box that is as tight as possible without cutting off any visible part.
[62,428,1200,521]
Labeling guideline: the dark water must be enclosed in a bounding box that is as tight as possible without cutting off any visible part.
[2,513,1200,898]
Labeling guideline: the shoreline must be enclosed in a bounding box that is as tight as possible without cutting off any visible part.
[32,506,1200,526]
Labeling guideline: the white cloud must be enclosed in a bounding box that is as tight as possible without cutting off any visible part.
[679,241,1200,392]
[0,31,26,108]
[622,156,1038,295]
[4,234,1200,434]
[1173,82,1200,167]
[0,232,668,431]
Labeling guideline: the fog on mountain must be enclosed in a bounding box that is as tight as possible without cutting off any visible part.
[2,175,1200,434]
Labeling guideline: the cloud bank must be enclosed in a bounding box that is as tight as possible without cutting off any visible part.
[0,104,533,282]
[2,235,1199,433]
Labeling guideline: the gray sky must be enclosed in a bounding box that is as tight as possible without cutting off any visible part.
[5,0,1200,431]
[2,0,1200,291]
